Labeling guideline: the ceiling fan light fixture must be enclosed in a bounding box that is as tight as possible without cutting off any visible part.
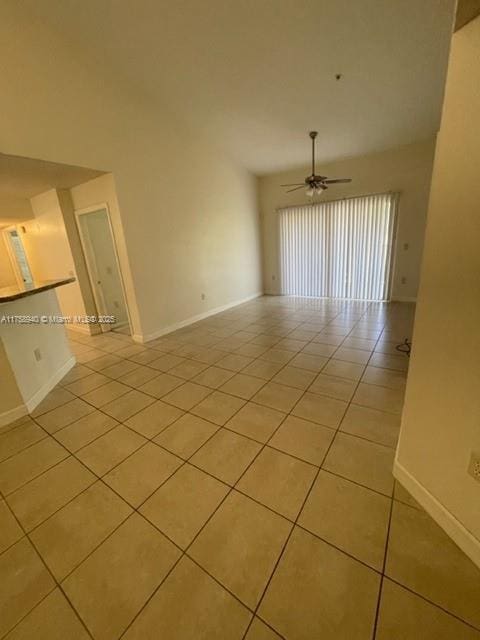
[281,132,352,197]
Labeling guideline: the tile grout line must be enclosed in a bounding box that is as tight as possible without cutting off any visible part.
[0,496,96,640]
[115,353,310,638]
[2,303,394,532]
[112,303,369,637]
[355,306,396,640]
[1,298,416,638]
[0,305,397,516]
[25,307,360,504]
[379,575,480,633]
[239,299,408,638]
[4,355,296,640]
[238,304,376,639]
[68,306,406,388]
[0,379,400,480]
[371,490,395,640]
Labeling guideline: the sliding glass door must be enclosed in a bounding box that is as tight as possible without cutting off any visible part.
[279,193,397,301]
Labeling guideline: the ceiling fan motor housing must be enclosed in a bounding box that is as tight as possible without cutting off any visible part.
[280,131,351,193]
[306,176,328,191]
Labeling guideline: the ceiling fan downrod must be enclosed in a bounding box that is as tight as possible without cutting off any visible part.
[310,130,318,178]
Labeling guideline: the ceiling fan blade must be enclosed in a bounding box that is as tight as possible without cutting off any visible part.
[286,185,305,193]
[281,183,304,187]
[323,178,352,184]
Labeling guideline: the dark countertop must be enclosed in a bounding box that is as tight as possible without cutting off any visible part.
[0,277,76,303]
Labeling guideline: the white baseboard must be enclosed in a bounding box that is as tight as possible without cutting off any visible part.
[394,460,480,568]
[0,356,77,430]
[133,292,263,344]
[265,292,417,303]
[0,404,28,430]
[24,356,77,413]
[66,323,93,335]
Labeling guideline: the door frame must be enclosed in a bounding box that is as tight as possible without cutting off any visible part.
[385,193,401,302]
[74,203,131,333]
[2,225,34,288]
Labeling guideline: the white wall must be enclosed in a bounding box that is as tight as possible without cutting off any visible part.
[259,138,436,301]
[0,5,262,342]
[0,338,23,426]
[395,15,480,566]
[0,289,74,419]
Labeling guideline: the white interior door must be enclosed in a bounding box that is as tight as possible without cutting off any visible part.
[76,207,129,330]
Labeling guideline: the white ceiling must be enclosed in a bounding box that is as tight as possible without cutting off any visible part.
[0,153,103,226]
[25,0,455,174]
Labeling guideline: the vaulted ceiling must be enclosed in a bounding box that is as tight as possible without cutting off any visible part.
[25,0,455,173]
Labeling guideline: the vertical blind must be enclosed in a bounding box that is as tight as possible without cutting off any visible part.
[279,192,398,301]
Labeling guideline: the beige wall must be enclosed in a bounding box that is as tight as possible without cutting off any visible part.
[56,189,98,328]
[259,139,436,300]
[0,6,262,341]
[396,16,480,560]
[70,173,139,332]
[23,189,88,324]
[4,188,103,335]
[0,237,16,288]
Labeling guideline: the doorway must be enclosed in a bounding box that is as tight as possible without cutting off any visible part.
[75,205,129,331]
[4,228,34,286]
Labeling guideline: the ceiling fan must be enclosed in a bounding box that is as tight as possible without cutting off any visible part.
[282,131,352,197]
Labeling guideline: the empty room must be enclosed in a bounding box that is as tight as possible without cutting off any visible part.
[1,1,479,639]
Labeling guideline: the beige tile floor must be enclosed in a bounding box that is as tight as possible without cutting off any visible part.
[1,296,480,639]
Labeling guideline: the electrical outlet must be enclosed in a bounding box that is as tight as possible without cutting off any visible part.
[34,348,42,362]
[401,276,407,285]
[272,275,276,281]
[403,243,409,251]
[201,293,206,300]
[468,452,480,483]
